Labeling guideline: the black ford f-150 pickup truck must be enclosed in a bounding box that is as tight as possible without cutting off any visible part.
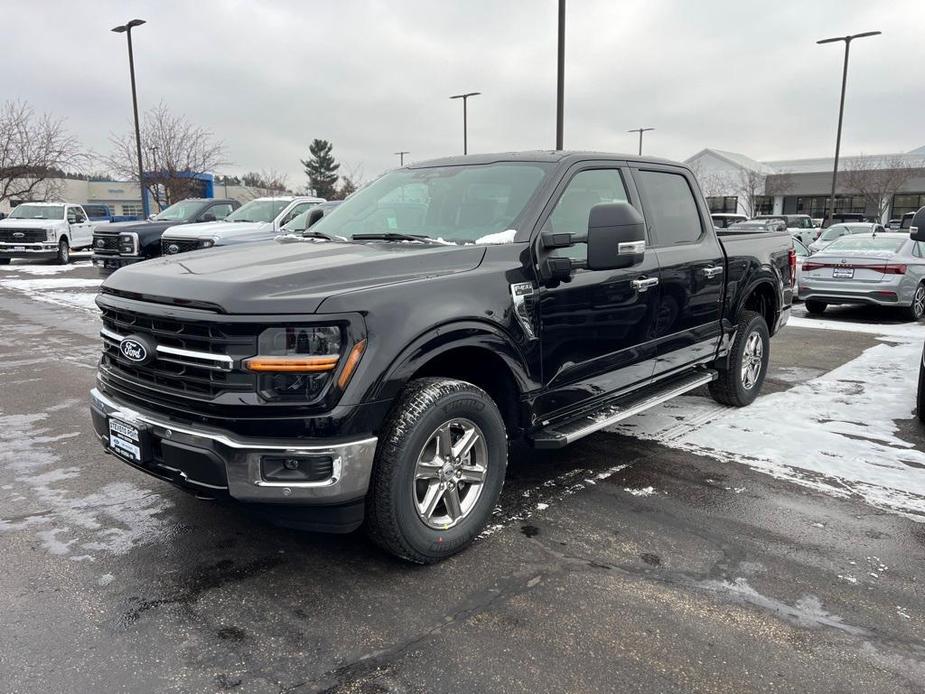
[90,151,793,563]
[91,197,239,274]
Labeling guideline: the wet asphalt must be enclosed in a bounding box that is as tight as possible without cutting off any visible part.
[0,261,924,693]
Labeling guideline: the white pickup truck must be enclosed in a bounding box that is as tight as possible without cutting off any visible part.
[159,196,325,255]
[0,202,95,264]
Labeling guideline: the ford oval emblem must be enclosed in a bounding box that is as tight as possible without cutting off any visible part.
[13,232,24,238]
[166,243,179,254]
[119,338,149,363]
[96,238,106,248]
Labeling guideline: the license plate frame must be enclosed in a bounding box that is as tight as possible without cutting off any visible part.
[12,245,25,252]
[108,417,150,464]
[832,267,854,279]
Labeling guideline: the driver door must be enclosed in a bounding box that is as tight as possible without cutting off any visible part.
[533,164,662,419]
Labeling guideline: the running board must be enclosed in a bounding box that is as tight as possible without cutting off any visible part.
[530,370,717,449]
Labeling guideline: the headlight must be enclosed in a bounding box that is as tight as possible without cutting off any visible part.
[118,232,139,255]
[46,228,55,241]
[198,238,217,249]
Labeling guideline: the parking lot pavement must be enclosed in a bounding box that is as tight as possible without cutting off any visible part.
[2,273,925,692]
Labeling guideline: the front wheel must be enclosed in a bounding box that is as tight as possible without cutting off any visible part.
[365,378,508,564]
[56,238,70,265]
[709,310,770,407]
[917,354,925,424]
[902,284,925,322]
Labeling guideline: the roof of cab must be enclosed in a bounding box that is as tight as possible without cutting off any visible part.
[407,150,685,169]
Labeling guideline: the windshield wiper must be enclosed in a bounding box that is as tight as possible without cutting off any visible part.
[300,230,337,240]
[352,232,434,243]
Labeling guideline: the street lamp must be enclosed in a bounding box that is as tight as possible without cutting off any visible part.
[628,128,654,156]
[556,0,565,150]
[112,18,149,218]
[394,151,410,166]
[449,92,480,155]
[817,30,881,226]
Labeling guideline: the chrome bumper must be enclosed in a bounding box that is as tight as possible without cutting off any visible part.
[0,242,57,256]
[89,388,378,505]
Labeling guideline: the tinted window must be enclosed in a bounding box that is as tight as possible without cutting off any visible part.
[209,203,234,219]
[636,170,702,245]
[544,169,630,260]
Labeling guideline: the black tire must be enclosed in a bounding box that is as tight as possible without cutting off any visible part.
[805,299,827,315]
[918,353,925,424]
[902,283,925,322]
[365,377,508,564]
[0,258,10,265]
[709,310,770,407]
[56,237,70,265]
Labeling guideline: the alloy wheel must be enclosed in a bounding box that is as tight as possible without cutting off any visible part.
[412,418,488,530]
[914,285,925,319]
[740,331,764,390]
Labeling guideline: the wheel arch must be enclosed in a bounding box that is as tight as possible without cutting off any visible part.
[737,279,779,334]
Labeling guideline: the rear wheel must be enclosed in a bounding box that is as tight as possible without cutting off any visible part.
[918,354,925,424]
[365,378,508,564]
[0,258,10,265]
[56,238,70,265]
[805,299,827,315]
[709,310,770,407]
[902,284,925,321]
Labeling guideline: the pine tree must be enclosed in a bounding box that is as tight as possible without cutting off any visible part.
[301,139,340,199]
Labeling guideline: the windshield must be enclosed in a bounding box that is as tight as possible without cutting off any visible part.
[309,163,552,244]
[226,199,291,223]
[820,226,848,241]
[154,200,205,221]
[9,204,64,220]
[825,236,905,254]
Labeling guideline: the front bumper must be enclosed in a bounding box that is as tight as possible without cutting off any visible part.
[0,242,57,259]
[91,254,144,271]
[90,387,378,515]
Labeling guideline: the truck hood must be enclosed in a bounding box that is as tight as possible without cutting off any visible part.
[94,219,176,236]
[162,221,269,240]
[0,218,63,229]
[102,237,486,314]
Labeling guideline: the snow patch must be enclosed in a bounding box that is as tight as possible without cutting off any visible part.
[624,486,658,497]
[475,229,517,245]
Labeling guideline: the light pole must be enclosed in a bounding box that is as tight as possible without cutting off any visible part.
[394,151,410,166]
[556,0,565,150]
[449,92,480,155]
[628,128,654,156]
[817,30,880,225]
[112,18,149,218]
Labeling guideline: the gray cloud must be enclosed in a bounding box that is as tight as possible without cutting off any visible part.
[6,0,924,187]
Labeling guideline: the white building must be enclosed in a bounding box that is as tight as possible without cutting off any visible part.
[686,146,925,222]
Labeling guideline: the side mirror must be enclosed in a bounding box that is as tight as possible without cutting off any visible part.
[305,207,326,229]
[910,206,925,242]
[201,213,216,222]
[586,202,646,270]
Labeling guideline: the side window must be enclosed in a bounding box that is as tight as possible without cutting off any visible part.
[544,169,629,261]
[209,203,233,220]
[914,242,923,258]
[73,207,87,223]
[635,170,702,245]
[279,202,314,226]
[66,207,79,223]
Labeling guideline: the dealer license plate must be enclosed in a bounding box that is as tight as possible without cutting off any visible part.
[109,418,145,463]
[832,267,854,279]
[12,245,25,251]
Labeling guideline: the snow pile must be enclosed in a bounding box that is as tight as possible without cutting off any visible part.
[475,229,517,245]
[610,318,925,519]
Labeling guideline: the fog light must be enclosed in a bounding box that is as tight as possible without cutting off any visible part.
[260,454,334,482]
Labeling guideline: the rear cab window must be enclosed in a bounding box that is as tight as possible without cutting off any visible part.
[634,169,703,246]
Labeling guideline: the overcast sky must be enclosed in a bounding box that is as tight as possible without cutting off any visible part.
[8,0,925,187]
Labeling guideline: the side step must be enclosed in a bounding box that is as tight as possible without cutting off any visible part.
[530,370,717,449]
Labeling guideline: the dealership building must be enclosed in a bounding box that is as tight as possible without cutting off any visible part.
[685,146,925,221]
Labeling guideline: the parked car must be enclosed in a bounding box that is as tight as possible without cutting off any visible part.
[808,222,885,254]
[0,202,95,264]
[900,211,915,231]
[752,214,816,245]
[711,213,748,228]
[91,198,239,273]
[888,218,902,231]
[800,232,925,320]
[812,218,824,228]
[792,237,809,298]
[828,212,866,227]
[90,150,794,563]
[159,196,325,255]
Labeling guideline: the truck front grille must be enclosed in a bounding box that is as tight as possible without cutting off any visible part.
[161,238,200,255]
[0,228,46,243]
[92,232,120,254]
[99,305,257,401]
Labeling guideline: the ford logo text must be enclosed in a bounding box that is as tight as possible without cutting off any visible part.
[119,338,148,363]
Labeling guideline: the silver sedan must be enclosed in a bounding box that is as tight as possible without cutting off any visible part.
[799,232,925,320]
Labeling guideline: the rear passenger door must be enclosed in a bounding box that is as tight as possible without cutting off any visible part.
[67,206,93,248]
[632,167,725,377]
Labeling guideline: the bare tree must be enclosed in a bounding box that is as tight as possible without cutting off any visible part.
[237,169,290,201]
[105,103,226,208]
[841,156,921,221]
[332,161,366,200]
[734,169,792,217]
[0,100,86,205]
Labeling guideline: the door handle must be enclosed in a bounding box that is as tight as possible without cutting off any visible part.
[703,265,724,278]
[630,277,659,292]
